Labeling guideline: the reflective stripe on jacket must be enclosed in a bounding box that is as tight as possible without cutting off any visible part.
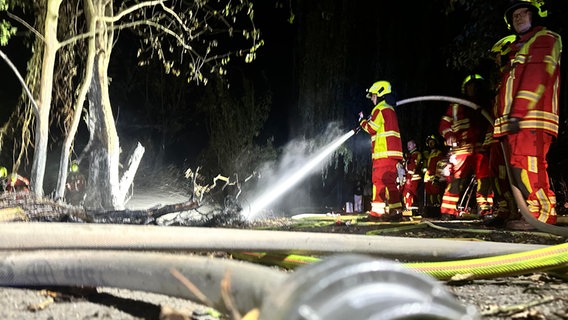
[360,100,403,160]
[439,103,484,154]
[494,26,562,137]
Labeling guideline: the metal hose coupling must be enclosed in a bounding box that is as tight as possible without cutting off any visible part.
[260,254,480,320]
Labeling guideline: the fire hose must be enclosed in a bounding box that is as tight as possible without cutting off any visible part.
[0,223,567,319]
[2,222,567,319]
[233,239,568,281]
[0,222,544,261]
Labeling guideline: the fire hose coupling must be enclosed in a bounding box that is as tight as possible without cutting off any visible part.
[260,254,480,320]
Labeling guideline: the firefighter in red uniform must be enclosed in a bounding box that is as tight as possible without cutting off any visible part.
[439,75,491,220]
[422,135,446,217]
[5,172,30,192]
[472,83,495,218]
[359,80,404,221]
[493,0,561,229]
[402,139,422,217]
[483,34,519,227]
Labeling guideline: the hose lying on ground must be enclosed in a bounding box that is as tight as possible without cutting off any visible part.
[365,220,563,240]
[407,241,568,280]
[1,244,566,318]
[0,222,565,318]
[0,250,483,319]
[0,250,287,316]
[0,222,546,261]
[233,242,568,280]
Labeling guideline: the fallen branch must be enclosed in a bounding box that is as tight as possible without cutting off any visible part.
[481,295,558,317]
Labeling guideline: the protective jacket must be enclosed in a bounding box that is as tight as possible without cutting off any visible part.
[439,100,489,217]
[493,26,561,137]
[402,148,423,211]
[404,149,422,183]
[360,99,403,216]
[493,26,562,225]
[360,100,403,161]
[439,104,485,155]
[424,149,444,184]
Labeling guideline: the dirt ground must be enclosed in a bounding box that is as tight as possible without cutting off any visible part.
[2,191,568,319]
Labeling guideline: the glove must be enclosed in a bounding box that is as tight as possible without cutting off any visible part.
[352,112,366,134]
[508,117,520,133]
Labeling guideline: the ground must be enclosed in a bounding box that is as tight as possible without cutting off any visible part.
[1,190,568,319]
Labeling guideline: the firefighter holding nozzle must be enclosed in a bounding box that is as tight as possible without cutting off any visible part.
[358,80,404,222]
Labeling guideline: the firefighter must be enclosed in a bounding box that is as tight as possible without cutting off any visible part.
[483,34,519,228]
[439,74,491,220]
[469,77,495,218]
[422,135,446,217]
[5,172,30,192]
[402,139,422,217]
[358,80,404,221]
[493,0,561,230]
[66,160,86,205]
[353,179,364,213]
[0,166,7,191]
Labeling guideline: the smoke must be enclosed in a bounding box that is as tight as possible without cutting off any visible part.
[241,122,351,219]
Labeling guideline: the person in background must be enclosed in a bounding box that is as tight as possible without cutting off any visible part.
[359,80,404,222]
[402,139,422,218]
[482,34,519,228]
[470,79,495,218]
[493,0,561,230]
[439,75,491,220]
[353,179,364,213]
[422,135,446,218]
[5,172,30,192]
[66,160,87,205]
[0,166,8,191]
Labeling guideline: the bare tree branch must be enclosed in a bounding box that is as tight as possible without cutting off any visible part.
[0,49,39,113]
[7,12,45,43]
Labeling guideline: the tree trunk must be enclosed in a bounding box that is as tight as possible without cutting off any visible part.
[54,1,97,202]
[84,55,121,210]
[30,0,62,197]
[82,0,143,210]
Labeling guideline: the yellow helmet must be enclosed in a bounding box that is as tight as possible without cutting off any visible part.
[0,166,7,178]
[70,161,79,173]
[461,74,484,94]
[425,135,439,147]
[366,80,392,99]
[491,34,516,56]
[504,0,547,30]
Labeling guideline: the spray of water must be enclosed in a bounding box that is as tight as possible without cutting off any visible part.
[244,128,357,219]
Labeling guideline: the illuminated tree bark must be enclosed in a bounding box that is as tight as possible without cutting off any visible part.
[29,0,61,197]
[79,0,139,210]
